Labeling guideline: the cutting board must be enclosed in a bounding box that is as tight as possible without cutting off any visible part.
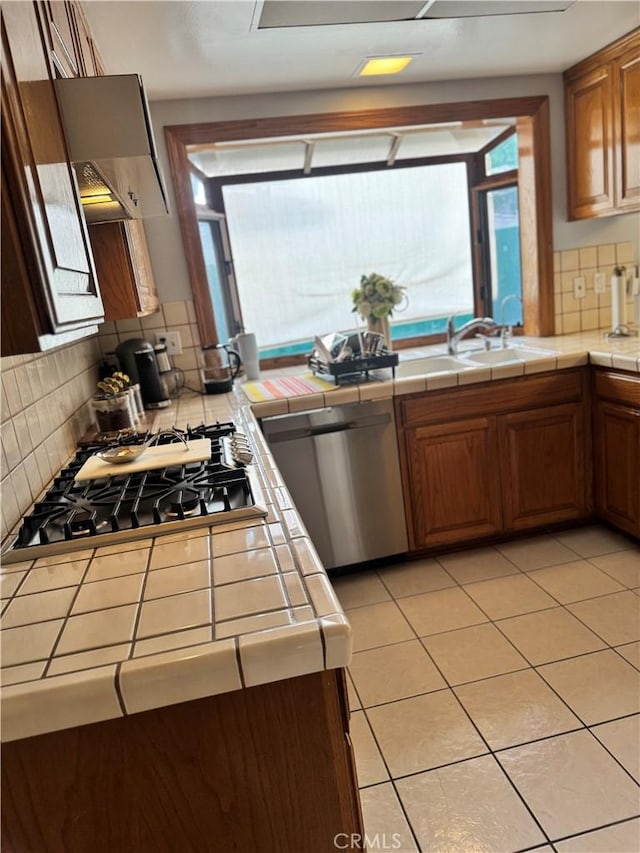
[75,439,212,481]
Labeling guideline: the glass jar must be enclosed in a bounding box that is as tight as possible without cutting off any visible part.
[91,391,135,433]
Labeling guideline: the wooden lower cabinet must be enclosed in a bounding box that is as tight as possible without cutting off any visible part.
[593,369,640,537]
[397,369,592,551]
[1,670,362,853]
[500,403,589,530]
[406,416,503,547]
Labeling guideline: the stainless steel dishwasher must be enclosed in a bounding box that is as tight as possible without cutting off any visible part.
[262,399,408,570]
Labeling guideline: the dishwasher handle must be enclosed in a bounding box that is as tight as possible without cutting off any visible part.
[266,412,391,443]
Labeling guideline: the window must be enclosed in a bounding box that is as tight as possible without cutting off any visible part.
[219,162,475,358]
[168,101,555,357]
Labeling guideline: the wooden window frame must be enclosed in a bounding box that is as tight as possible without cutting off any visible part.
[165,97,554,353]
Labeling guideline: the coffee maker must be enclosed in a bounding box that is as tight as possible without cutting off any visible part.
[115,338,170,409]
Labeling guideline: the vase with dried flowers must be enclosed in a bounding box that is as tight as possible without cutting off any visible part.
[351,273,406,351]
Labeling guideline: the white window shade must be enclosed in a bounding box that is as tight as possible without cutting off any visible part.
[223,163,473,349]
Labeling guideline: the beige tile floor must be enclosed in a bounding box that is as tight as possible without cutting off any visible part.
[333,525,640,852]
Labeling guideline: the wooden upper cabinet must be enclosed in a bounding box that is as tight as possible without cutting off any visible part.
[565,66,615,217]
[565,28,640,220]
[72,2,104,77]
[89,220,159,320]
[1,1,103,356]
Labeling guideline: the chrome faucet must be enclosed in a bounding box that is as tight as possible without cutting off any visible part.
[500,295,523,348]
[446,316,499,355]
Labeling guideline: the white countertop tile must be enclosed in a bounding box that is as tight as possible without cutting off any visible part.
[143,560,210,600]
[213,547,279,585]
[19,559,89,594]
[1,665,122,742]
[133,626,213,658]
[119,640,241,714]
[2,587,75,629]
[48,643,131,677]
[239,621,324,688]
[56,605,138,656]
[212,524,271,557]
[214,574,287,622]
[137,589,212,639]
[72,573,145,615]
[85,549,150,582]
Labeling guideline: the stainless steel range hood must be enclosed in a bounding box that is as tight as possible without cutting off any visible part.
[54,74,169,224]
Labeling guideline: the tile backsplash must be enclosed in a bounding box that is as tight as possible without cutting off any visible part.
[554,241,637,334]
[0,338,102,543]
[97,300,202,392]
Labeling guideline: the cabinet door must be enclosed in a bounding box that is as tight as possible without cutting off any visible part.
[1,2,103,354]
[500,403,588,530]
[405,417,503,549]
[125,219,159,316]
[41,0,79,78]
[565,65,615,219]
[72,3,103,77]
[594,400,640,537]
[613,41,640,211]
[89,220,159,320]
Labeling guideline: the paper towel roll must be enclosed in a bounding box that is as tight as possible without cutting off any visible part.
[235,333,260,380]
[611,275,627,330]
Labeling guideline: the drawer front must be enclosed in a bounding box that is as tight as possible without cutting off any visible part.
[593,369,640,408]
[399,369,586,428]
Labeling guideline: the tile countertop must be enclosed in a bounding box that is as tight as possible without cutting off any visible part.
[0,329,638,743]
[0,393,349,742]
[247,330,640,418]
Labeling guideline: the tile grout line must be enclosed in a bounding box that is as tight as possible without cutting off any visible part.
[125,543,155,661]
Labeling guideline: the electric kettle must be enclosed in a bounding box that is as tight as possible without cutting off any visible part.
[199,344,242,394]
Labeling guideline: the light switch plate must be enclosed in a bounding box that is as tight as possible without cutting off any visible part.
[573,276,586,299]
[594,272,606,293]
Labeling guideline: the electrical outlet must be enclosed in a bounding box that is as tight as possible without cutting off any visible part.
[155,330,183,355]
[594,272,606,294]
[573,276,586,299]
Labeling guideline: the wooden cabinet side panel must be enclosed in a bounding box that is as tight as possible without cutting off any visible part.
[565,65,615,219]
[594,400,640,537]
[88,222,138,319]
[407,417,503,548]
[500,403,589,530]
[614,40,640,209]
[1,671,362,853]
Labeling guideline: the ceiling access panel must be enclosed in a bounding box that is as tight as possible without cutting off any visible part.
[258,0,575,29]
[257,1,425,29]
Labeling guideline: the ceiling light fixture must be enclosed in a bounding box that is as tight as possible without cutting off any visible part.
[358,55,416,76]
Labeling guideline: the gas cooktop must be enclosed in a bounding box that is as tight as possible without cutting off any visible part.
[4,423,267,563]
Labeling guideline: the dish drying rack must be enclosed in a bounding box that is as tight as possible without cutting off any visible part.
[307,351,398,385]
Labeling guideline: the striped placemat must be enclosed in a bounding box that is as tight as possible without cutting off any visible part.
[241,374,337,402]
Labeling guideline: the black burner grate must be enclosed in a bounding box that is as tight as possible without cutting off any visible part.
[14,422,257,549]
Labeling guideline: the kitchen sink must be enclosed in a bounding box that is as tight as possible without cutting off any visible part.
[460,347,553,365]
[396,355,473,377]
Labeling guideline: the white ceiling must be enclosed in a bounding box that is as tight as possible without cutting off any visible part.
[84,1,639,101]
